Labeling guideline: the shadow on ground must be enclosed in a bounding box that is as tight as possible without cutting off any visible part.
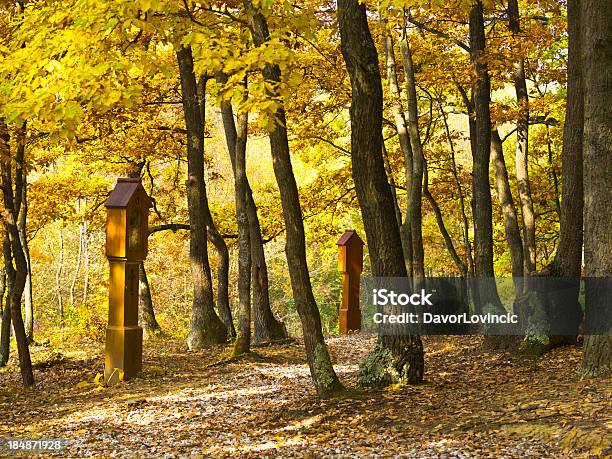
[1,335,610,457]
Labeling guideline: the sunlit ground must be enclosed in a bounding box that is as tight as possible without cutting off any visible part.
[1,335,610,458]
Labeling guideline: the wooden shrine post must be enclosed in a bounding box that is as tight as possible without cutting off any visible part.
[337,230,364,334]
[104,178,151,384]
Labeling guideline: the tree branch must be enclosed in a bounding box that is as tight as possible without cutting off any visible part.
[308,135,350,155]
[154,126,188,135]
[406,15,471,53]
[148,223,239,240]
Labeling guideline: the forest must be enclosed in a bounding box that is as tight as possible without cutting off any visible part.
[0,0,610,457]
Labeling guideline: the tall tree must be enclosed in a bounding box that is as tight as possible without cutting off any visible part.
[491,129,524,292]
[177,45,227,349]
[81,219,89,307]
[581,0,611,376]
[56,225,64,325]
[507,0,536,273]
[69,214,84,309]
[468,1,503,313]
[14,124,33,343]
[338,0,424,385]
[231,102,251,357]
[243,0,343,397]
[530,0,586,350]
[216,72,287,344]
[195,74,236,340]
[0,120,34,386]
[246,191,287,344]
[399,31,425,281]
[552,0,584,327]
[382,31,413,272]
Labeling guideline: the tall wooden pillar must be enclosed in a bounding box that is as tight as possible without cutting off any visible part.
[104,178,151,384]
[337,230,364,334]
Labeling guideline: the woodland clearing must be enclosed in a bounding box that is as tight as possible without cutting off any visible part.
[1,335,610,458]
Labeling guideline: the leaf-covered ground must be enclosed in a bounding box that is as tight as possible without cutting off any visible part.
[0,335,610,458]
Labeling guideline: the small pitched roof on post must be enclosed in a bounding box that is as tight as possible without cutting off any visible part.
[104,178,152,209]
[336,229,364,246]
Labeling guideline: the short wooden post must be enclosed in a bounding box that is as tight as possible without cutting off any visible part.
[337,230,364,334]
[104,178,151,384]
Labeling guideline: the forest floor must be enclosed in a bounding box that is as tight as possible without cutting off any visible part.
[0,334,610,458]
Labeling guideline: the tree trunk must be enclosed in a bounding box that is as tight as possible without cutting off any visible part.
[423,159,467,276]
[457,84,489,313]
[138,261,161,335]
[382,141,403,228]
[556,2,584,280]
[56,225,64,325]
[231,105,252,357]
[382,34,411,172]
[70,217,84,308]
[0,121,34,386]
[23,263,32,341]
[582,336,612,376]
[0,234,11,367]
[15,128,33,343]
[207,227,235,338]
[216,72,287,344]
[81,219,89,306]
[541,0,585,347]
[400,220,414,278]
[177,45,227,348]
[399,33,425,281]
[545,126,562,219]
[0,307,9,367]
[248,192,287,344]
[581,0,612,376]
[338,0,424,386]
[516,3,588,354]
[468,1,503,313]
[244,0,343,397]
[440,99,474,276]
[491,129,524,293]
[382,31,414,272]
[196,74,236,340]
[508,0,536,274]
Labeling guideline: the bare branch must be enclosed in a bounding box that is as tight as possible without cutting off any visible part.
[307,135,350,155]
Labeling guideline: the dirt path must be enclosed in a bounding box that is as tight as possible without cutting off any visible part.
[0,336,610,457]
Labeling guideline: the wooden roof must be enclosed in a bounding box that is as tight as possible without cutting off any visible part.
[336,230,364,246]
[105,178,151,209]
